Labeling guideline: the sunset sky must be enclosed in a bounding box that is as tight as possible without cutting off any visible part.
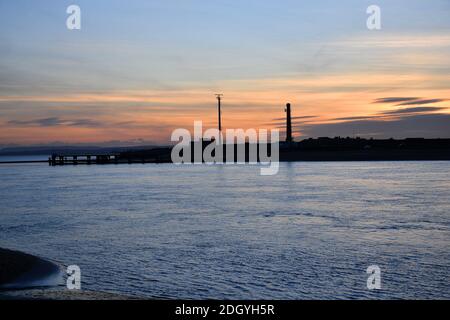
[1,0,449,146]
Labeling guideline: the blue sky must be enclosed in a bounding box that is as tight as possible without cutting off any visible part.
[0,0,449,145]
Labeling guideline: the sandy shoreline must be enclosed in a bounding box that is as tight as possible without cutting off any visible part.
[0,247,137,300]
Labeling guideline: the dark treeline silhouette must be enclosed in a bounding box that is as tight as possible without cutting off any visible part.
[281,137,450,161]
[4,137,447,166]
[57,137,450,165]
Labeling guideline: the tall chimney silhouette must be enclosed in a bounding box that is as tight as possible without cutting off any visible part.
[215,94,223,132]
[285,103,293,142]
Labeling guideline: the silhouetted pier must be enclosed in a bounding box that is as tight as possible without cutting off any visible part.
[49,154,118,166]
[48,148,172,166]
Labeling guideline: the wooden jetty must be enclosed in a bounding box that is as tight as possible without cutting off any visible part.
[48,148,172,166]
[49,153,119,166]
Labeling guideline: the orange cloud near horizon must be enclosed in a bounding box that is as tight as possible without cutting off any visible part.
[1,71,449,145]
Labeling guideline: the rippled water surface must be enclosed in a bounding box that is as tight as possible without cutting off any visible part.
[1,160,449,299]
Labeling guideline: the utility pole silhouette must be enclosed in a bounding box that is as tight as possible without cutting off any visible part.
[215,94,223,133]
[215,94,223,144]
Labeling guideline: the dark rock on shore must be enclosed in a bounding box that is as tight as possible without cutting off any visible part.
[0,247,60,288]
[0,247,140,300]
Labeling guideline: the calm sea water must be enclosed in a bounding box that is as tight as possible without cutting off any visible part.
[0,158,449,299]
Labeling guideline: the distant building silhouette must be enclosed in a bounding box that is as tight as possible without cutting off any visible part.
[285,103,293,143]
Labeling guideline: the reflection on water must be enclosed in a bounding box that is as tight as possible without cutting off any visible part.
[0,160,449,299]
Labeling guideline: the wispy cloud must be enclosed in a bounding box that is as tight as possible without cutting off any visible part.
[372,97,448,108]
[381,106,446,115]
[333,116,381,121]
[373,97,420,104]
[397,99,447,106]
[332,105,447,121]
[332,34,450,49]
[271,115,317,121]
[8,117,102,127]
